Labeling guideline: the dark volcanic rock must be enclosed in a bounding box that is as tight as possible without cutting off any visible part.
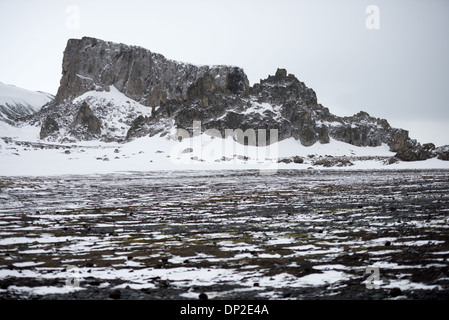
[313,156,354,167]
[226,67,249,96]
[389,287,403,297]
[395,140,434,162]
[329,112,410,150]
[198,292,208,300]
[251,68,317,106]
[293,156,304,164]
[126,115,149,140]
[435,145,449,160]
[40,116,60,139]
[27,36,438,157]
[55,37,249,105]
[71,101,101,138]
[109,289,121,299]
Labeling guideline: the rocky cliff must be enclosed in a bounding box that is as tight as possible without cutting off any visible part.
[31,37,448,161]
[54,37,248,105]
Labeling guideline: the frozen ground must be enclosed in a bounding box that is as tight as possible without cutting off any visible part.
[0,169,448,300]
[1,120,449,177]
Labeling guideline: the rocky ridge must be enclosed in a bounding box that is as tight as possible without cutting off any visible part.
[0,82,53,125]
[24,37,449,161]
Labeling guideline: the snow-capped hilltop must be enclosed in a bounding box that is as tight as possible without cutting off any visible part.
[0,82,54,124]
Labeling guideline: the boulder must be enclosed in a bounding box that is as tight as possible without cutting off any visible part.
[435,145,449,161]
[71,102,101,137]
[395,140,433,161]
[126,115,148,140]
[278,158,292,164]
[293,156,304,164]
[313,156,353,167]
[40,116,59,139]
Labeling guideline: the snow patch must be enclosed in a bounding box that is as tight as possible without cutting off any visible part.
[1,126,449,176]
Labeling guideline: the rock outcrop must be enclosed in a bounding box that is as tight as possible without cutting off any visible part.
[395,141,449,162]
[435,145,449,161]
[70,102,101,139]
[39,116,59,139]
[55,37,249,105]
[26,36,445,161]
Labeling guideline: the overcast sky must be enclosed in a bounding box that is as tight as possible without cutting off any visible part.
[1,0,448,145]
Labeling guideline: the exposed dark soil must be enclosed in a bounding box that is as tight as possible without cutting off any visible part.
[0,169,448,300]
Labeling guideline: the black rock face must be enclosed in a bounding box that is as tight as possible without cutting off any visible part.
[226,67,249,96]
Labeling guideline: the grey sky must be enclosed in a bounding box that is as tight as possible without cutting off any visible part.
[1,0,448,146]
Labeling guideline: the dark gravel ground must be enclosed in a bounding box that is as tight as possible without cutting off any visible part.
[1,169,448,300]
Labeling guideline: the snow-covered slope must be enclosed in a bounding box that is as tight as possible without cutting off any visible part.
[39,85,155,142]
[0,82,53,123]
[1,126,449,176]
